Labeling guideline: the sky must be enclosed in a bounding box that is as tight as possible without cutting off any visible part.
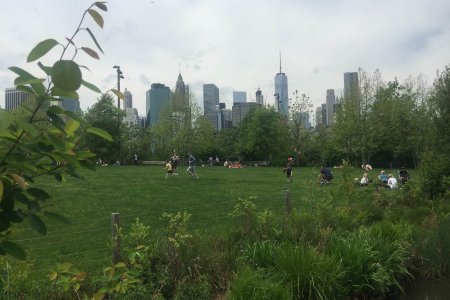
[1,0,449,117]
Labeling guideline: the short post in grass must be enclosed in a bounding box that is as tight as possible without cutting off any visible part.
[111,212,122,263]
[285,190,291,215]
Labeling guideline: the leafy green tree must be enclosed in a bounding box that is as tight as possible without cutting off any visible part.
[82,93,125,163]
[289,91,313,166]
[241,107,290,164]
[0,2,112,259]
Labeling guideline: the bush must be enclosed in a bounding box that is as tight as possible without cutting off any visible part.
[227,266,291,300]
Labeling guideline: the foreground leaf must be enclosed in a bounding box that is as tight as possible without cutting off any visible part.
[81,79,101,93]
[29,214,47,235]
[51,60,82,92]
[86,127,113,141]
[44,211,71,225]
[88,9,104,28]
[27,39,59,62]
[0,241,26,260]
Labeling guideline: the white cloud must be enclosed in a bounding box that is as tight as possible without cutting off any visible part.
[1,0,449,116]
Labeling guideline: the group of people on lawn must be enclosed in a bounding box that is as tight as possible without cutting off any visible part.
[163,151,410,187]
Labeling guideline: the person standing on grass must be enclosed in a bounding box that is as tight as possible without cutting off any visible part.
[187,151,199,179]
[283,157,294,183]
[170,151,179,176]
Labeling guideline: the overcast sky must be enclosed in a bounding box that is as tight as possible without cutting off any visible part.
[1,0,449,117]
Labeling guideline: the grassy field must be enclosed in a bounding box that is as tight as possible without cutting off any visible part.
[9,165,416,290]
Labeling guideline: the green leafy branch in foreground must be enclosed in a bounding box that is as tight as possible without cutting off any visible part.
[0,2,117,260]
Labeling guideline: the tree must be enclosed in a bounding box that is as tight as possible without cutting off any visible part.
[83,93,125,163]
[289,91,313,166]
[0,2,112,259]
[241,107,290,164]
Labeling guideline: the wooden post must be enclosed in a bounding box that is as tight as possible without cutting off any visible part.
[285,190,291,215]
[111,212,121,263]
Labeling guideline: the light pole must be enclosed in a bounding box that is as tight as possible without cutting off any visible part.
[113,65,124,164]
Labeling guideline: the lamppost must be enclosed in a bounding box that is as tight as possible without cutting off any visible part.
[113,65,124,164]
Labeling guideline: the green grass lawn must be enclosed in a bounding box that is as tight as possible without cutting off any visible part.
[10,165,408,281]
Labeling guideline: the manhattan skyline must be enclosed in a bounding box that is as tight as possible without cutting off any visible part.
[1,0,449,116]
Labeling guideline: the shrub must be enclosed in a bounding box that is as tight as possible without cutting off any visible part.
[227,266,291,300]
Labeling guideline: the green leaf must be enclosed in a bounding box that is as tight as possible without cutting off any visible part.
[29,214,47,235]
[48,105,64,115]
[0,181,3,198]
[54,173,64,182]
[9,66,36,78]
[47,111,66,132]
[38,62,53,76]
[44,211,71,225]
[0,110,14,131]
[63,110,88,125]
[81,79,101,93]
[16,119,39,137]
[51,86,79,99]
[14,77,45,86]
[64,119,81,137]
[51,60,82,92]
[37,141,54,153]
[0,193,13,211]
[16,85,36,96]
[86,127,113,141]
[81,47,99,59]
[31,83,47,96]
[0,241,26,260]
[27,188,51,201]
[27,39,59,62]
[94,2,108,11]
[88,9,104,28]
[76,151,96,158]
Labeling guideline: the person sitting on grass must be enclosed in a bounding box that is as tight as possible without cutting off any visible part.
[398,167,410,185]
[378,170,388,184]
[319,166,333,184]
[359,173,370,186]
[387,174,398,189]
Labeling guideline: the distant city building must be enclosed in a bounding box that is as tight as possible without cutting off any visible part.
[274,54,289,115]
[123,88,132,110]
[326,89,336,126]
[173,72,191,127]
[232,102,262,127]
[61,97,81,113]
[344,72,360,101]
[203,84,219,115]
[124,108,139,126]
[321,104,327,126]
[294,111,311,129]
[146,83,171,126]
[315,107,322,127]
[233,91,247,104]
[255,88,264,105]
[5,88,29,110]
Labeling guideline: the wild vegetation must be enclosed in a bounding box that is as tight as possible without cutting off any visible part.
[0,2,449,299]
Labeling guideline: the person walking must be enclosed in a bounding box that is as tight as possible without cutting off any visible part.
[186,151,199,179]
[170,151,179,176]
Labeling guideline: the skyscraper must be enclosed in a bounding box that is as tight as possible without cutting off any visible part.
[274,54,288,115]
[203,84,219,115]
[146,83,171,126]
[232,102,262,127]
[123,88,132,110]
[326,89,336,126]
[173,72,191,127]
[61,97,81,113]
[5,88,29,110]
[344,72,359,101]
[233,91,247,104]
[255,88,264,105]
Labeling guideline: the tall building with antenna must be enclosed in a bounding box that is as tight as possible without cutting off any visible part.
[274,53,288,115]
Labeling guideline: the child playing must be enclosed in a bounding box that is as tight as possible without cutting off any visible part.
[164,160,173,178]
[282,157,294,182]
